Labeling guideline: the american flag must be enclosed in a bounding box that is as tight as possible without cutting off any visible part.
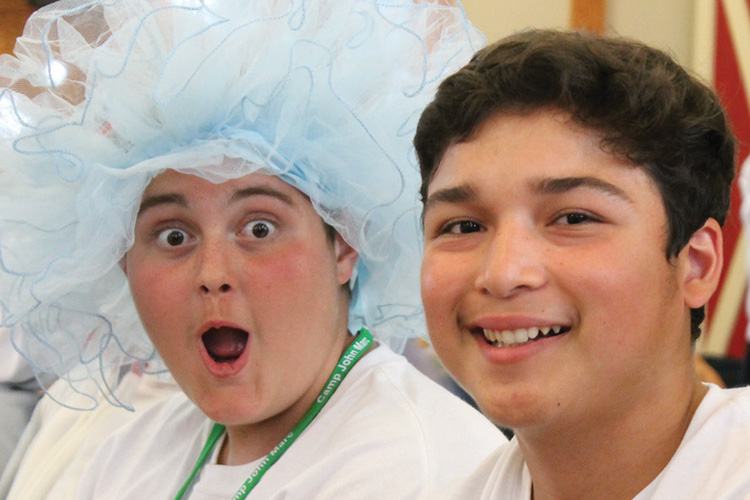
[699,0,750,373]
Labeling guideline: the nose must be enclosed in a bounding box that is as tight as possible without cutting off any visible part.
[201,282,232,294]
[474,220,548,298]
[196,238,235,296]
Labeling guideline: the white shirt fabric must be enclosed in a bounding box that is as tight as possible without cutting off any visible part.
[445,384,750,500]
[1,371,180,500]
[0,324,36,385]
[78,345,505,500]
[0,322,41,474]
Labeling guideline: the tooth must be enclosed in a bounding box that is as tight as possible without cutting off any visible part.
[515,328,529,343]
[528,328,539,339]
[501,330,515,344]
[540,327,550,336]
[552,326,561,334]
[483,329,494,342]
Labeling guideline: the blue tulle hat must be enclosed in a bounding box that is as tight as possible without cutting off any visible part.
[0,0,484,407]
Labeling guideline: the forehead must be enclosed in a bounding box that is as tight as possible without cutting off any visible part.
[138,168,319,216]
[426,111,657,202]
[144,169,300,198]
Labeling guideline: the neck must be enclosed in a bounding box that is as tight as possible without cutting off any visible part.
[218,409,301,466]
[218,328,372,466]
[520,376,708,500]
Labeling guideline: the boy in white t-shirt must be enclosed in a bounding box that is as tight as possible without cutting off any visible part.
[0,1,502,499]
[415,29,750,499]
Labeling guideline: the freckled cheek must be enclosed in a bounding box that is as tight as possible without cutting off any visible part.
[245,252,336,300]
[126,264,184,330]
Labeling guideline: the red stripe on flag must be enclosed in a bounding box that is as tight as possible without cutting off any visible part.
[710,0,750,358]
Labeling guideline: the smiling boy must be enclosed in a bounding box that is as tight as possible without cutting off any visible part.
[415,29,750,499]
[0,1,503,498]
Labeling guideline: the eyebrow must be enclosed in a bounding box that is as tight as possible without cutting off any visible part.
[229,186,294,205]
[137,185,295,217]
[423,184,477,213]
[138,193,186,216]
[424,176,631,213]
[533,176,632,202]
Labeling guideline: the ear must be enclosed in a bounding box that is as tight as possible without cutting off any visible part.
[333,233,359,285]
[681,218,723,309]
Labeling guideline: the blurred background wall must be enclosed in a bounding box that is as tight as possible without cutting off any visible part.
[463,0,696,69]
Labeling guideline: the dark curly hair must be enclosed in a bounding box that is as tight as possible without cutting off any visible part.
[414,29,737,341]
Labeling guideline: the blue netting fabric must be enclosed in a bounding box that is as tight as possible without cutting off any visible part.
[0,0,483,408]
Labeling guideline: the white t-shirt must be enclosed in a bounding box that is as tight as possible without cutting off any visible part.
[0,324,36,385]
[445,384,750,500]
[78,345,505,500]
[2,371,180,500]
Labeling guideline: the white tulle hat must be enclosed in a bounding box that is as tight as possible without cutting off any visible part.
[0,0,483,407]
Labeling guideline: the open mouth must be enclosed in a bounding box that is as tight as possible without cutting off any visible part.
[480,326,570,348]
[202,327,249,363]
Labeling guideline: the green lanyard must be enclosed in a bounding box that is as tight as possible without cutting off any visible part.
[174,328,374,500]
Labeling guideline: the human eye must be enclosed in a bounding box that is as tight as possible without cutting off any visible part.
[241,219,277,239]
[156,228,190,247]
[439,220,484,235]
[553,211,601,226]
